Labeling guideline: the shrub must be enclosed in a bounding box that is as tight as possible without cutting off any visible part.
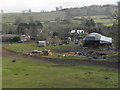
[9,36,20,42]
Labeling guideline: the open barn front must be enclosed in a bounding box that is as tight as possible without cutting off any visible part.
[83,40,100,48]
[83,33,112,49]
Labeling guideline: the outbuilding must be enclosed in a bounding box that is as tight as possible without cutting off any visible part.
[83,33,112,47]
[2,34,18,42]
[37,41,49,47]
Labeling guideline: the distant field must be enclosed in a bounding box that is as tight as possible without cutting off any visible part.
[72,20,82,24]
[2,11,66,24]
[94,19,115,26]
[3,56,118,88]
[75,15,108,19]
[74,15,115,26]
[2,13,115,26]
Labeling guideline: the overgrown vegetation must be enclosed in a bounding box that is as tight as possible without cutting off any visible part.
[9,36,20,42]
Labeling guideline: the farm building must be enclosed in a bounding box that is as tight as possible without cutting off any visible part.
[70,30,85,34]
[77,30,84,34]
[83,33,112,47]
[69,30,86,41]
[20,35,30,42]
[37,41,49,47]
[1,34,31,42]
[71,30,76,34]
[1,34,18,42]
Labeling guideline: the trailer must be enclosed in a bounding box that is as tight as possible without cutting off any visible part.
[37,41,49,47]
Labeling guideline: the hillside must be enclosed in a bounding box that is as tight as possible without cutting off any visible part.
[2,4,117,25]
[2,4,118,37]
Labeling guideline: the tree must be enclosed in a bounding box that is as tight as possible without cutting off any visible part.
[14,17,24,25]
[55,17,61,23]
[28,9,31,14]
[56,7,59,11]
[2,24,17,34]
[41,10,45,13]
[90,19,96,27]
[64,10,73,24]
[85,21,90,27]
[35,20,43,29]
[17,20,43,40]
[53,32,58,37]
[29,16,35,23]
[1,10,3,14]
[60,6,62,10]
[85,19,96,28]
[22,10,25,15]
[9,36,20,42]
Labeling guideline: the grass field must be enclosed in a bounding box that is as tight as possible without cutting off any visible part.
[3,43,75,54]
[2,56,118,88]
[3,13,115,27]
[74,15,115,26]
[2,11,66,24]
[75,15,111,19]
[94,19,115,26]
[3,43,119,62]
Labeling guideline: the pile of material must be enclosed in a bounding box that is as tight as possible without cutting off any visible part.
[28,50,43,55]
[32,50,42,53]
[28,49,53,56]
[42,49,53,56]
[65,52,75,56]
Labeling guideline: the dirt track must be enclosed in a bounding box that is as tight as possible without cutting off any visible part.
[2,48,118,68]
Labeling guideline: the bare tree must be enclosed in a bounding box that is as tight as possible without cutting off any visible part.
[22,10,25,15]
[60,6,62,10]
[1,10,3,14]
[41,10,45,13]
[56,7,59,11]
[28,9,31,14]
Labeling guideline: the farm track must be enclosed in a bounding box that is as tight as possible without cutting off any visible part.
[2,48,118,68]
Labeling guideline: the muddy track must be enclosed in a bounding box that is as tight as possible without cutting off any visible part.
[2,48,118,68]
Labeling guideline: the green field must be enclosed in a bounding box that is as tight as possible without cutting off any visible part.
[3,13,115,26]
[2,11,66,24]
[94,19,115,26]
[2,43,118,88]
[74,15,115,26]
[3,43,75,54]
[2,56,118,88]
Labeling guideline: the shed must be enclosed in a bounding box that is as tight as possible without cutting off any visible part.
[77,30,84,34]
[20,35,30,42]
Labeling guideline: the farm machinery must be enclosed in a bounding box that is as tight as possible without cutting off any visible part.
[28,49,53,56]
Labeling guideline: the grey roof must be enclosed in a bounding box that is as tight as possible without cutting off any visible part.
[2,34,18,37]
[83,33,112,44]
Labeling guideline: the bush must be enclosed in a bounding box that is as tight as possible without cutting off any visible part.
[78,33,88,39]
[9,36,20,42]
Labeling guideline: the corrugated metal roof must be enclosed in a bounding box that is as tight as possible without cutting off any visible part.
[84,33,112,44]
[2,34,17,37]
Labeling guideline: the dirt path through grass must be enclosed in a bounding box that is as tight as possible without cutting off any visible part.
[2,48,118,68]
